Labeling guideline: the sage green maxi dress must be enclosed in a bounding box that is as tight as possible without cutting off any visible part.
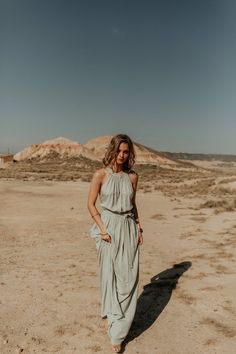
[90,167,139,345]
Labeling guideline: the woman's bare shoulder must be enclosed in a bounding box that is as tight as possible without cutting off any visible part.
[93,168,106,179]
[128,169,138,183]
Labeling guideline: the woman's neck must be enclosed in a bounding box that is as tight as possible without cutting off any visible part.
[110,163,123,173]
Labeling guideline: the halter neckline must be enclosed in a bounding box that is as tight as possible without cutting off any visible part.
[106,166,124,175]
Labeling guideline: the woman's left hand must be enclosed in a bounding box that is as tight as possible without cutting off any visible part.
[138,233,143,245]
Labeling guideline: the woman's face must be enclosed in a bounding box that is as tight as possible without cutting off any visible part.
[116,142,129,166]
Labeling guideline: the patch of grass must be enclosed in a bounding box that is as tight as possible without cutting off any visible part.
[0,157,102,181]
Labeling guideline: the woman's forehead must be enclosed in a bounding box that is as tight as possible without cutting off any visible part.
[119,142,129,150]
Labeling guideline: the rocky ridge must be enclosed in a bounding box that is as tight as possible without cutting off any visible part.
[14,137,95,162]
[14,136,181,166]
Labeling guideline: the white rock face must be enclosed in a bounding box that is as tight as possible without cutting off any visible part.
[14,137,83,161]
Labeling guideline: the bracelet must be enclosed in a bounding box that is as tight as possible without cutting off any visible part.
[91,212,100,218]
[100,232,108,236]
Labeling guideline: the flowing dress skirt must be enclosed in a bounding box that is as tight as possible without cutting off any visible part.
[91,209,139,345]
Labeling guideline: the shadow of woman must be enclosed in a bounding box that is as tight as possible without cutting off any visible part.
[121,261,192,352]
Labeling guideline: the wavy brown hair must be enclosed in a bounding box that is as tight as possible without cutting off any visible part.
[103,134,135,171]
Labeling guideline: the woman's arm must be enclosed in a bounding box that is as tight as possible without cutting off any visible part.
[129,171,143,245]
[87,169,111,243]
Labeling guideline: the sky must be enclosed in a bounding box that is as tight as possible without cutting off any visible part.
[1,0,236,154]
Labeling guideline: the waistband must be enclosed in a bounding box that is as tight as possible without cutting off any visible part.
[102,208,134,216]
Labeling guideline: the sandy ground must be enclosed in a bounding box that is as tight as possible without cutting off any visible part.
[0,179,235,354]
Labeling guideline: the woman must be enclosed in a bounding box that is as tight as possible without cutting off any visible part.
[87,134,143,353]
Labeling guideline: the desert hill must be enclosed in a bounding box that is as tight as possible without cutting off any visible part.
[13,137,96,161]
[13,137,81,161]
[84,136,179,165]
[0,136,200,182]
[14,136,186,166]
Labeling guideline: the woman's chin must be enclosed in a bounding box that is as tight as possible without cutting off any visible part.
[117,160,124,165]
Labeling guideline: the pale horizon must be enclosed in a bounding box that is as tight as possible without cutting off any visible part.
[1,134,236,157]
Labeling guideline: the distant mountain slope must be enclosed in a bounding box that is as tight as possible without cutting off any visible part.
[84,136,181,165]
[163,151,236,162]
[13,136,193,167]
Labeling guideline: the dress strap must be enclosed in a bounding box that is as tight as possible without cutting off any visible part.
[105,167,113,175]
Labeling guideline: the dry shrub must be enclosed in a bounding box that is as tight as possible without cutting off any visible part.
[201,199,228,209]
[200,198,236,214]
[190,216,207,223]
[213,185,236,196]
[142,184,152,193]
[150,176,218,198]
[179,178,216,196]
[200,318,236,338]
[218,177,236,184]
[154,184,161,190]
[81,175,92,182]
[176,290,196,304]
[204,338,217,346]
[150,213,165,220]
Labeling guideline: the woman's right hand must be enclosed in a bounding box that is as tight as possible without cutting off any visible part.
[101,233,111,243]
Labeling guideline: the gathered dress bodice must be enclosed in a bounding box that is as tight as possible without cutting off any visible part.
[99,167,134,214]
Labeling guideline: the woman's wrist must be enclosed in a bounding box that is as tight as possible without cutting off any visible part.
[135,219,143,233]
[91,212,100,218]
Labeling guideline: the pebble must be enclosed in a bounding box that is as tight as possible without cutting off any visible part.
[15,346,24,353]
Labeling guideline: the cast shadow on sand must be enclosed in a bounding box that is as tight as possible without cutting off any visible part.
[121,261,192,352]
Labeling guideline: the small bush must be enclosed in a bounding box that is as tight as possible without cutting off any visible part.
[200,198,236,213]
